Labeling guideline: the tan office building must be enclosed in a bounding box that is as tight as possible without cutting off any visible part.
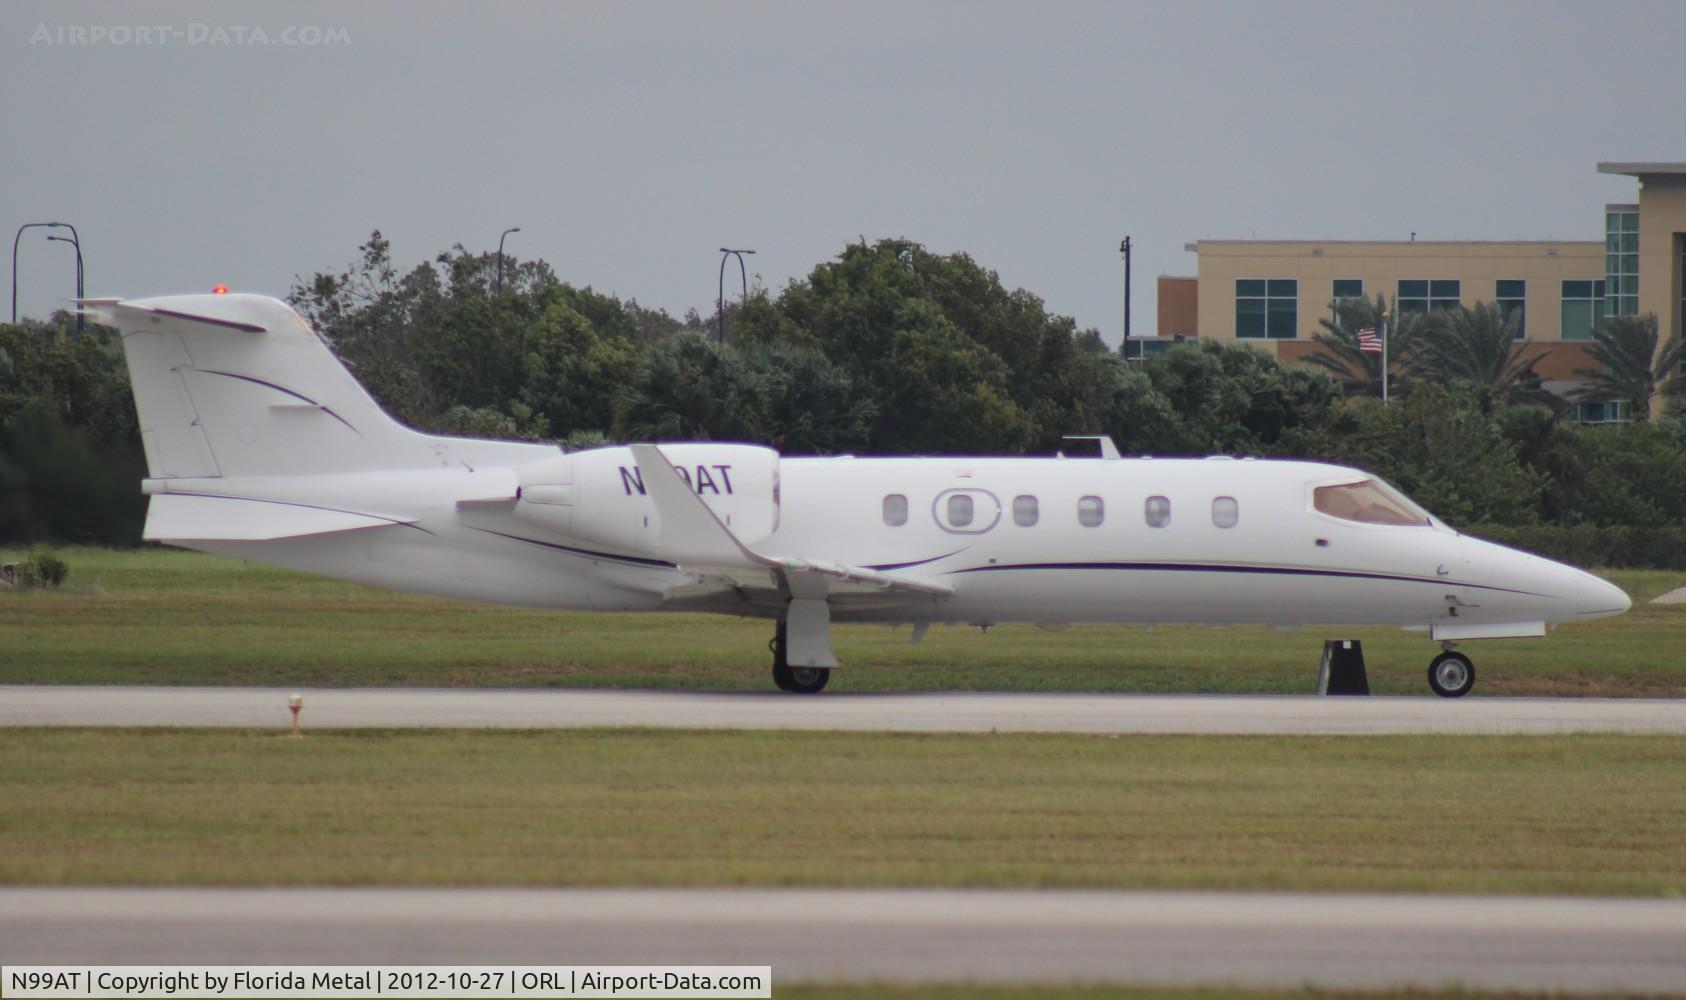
[1151,162,1686,421]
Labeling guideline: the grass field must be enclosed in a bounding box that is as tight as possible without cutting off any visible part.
[4,728,1683,895]
[2,547,1682,695]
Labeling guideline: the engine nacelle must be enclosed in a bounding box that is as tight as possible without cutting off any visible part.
[507,443,780,556]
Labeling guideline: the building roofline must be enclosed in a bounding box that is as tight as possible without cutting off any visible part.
[1597,161,1686,176]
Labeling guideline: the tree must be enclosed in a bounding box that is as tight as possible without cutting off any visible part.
[1573,313,1685,421]
[1410,302,1553,414]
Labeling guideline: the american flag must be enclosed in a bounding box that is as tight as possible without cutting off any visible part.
[1355,327,1383,354]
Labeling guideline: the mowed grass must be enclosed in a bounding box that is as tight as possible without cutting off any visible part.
[2,547,1682,695]
[3,728,1684,896]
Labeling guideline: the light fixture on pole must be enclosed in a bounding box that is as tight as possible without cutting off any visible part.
[46,232,84,334]
[496,226,521,294]
[11,221,74,325]
[717,247,755,343]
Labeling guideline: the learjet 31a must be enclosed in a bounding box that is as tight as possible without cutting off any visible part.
[81,293,1631,696]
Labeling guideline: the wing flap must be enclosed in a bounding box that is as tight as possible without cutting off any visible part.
[144,493,415,542]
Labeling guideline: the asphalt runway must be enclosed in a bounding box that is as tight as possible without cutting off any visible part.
[3,888,1685,992]
[3,684,1686,734]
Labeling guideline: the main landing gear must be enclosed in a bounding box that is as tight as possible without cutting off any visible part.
[1428,646,1476,698]
[770,619,831,694]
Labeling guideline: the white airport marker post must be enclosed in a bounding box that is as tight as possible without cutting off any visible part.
[288,693,304,736]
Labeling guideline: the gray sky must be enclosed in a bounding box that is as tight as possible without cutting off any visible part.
[4,0,1679,340]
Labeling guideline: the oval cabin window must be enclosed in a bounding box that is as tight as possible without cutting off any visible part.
[1013,495,1039,527]
[1212,496,1239,529]
[947,493,974,528]
[1077,495,1104,527]
[1145,496,1171,528]
[883,494,908,527]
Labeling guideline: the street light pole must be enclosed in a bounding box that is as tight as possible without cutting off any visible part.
[496,226,521,294]
[47,232,84,334]
[12,221,72,324]
[1119,236,1133,355]
[717,247,754,344]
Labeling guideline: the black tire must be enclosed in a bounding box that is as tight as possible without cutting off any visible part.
[773,664,830,694]
[1428,651,1475,698]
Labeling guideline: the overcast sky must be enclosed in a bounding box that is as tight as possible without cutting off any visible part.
[4,0,1679,340]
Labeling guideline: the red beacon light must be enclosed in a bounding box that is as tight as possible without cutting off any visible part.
[212,284,229,295]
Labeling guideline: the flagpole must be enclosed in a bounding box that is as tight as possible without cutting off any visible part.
[1381,308,1390,403]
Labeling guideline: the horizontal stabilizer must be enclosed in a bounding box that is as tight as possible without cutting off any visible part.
[144,493,416,542]
[77,298,267,334]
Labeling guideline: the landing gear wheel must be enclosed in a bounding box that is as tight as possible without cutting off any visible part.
[773,664,831,694]
[1428,651,1476,698]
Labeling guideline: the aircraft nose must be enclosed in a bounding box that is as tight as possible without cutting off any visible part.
[1576,571,1632,620]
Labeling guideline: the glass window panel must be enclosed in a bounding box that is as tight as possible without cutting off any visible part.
[1399,280,1428,297]
[1607,233,1621,251]
[1607,254,1620,274]
[1594,280,1605,297]
[1430,280,1461,298]
[1267,297,1297,339]
[1622,254,1638,273]
[1236,279,1266,296]
[1333,279,1362,298]
[1267,279,1297,297]
[1430,299,1460,313]
[1397,299,1427,315]
[1496,280,1525,298]
[1212,496,1238,529]
[1144,496,1171,528]
[1621,233,1639,252]
[1622,213,1639,232]
[1012,494,1038,527]
[1561,299,1594,341]
[947,493,973,528]
[1313,480,1429,526]
[1562,280,1591,298]
[1235,298,1266,338]
[1607,213,1620,232]
[1077,496,1104,528]
[882,494,907,527]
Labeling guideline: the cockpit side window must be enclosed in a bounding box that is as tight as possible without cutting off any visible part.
[1313,479,1430,526]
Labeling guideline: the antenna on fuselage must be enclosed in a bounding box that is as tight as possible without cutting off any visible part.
[1061,435,1121,460]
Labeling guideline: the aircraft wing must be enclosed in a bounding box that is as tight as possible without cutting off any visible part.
[629,444,953,603]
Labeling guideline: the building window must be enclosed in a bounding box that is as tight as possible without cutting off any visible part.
[1236,279,1297,339]
[1333,279,1363,301]
[882,494,908,527]
[1144,496,1171,528]
[1561,280,1607,341]
[1013,495,1039,527]
[1605,208,1639,317]
[1398,280,1461,315]
[1077,496,1104,527]
[1212,496,1239,529]
[1570,400,1630,424]
[1123,337,1178,361]
[1496,280,1526,340]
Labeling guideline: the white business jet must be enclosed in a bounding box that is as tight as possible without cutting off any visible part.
[80,293,1630,697]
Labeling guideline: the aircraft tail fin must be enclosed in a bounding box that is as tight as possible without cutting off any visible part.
[82,294,540,480]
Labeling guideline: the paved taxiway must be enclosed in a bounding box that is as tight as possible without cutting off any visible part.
[4,684,1686,733]
[4,888,1685,992]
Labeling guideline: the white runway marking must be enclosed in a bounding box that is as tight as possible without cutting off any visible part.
[3,685,1686,734]
[3,888,1685,992]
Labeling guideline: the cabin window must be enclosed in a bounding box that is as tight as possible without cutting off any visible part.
[1077,495,1104,527]
[1212,496,1239,529]
[947,493,974,528]
[1013,495,1039,527]
[1145,496,1171,528]
[1313,479,1430,526]
[883,494,908,527]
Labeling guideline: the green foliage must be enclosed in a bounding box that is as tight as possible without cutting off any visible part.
[1120,340,1342,455]
[1464,523,1686,571]
[1303,293,1432,397]
[1574,313,1685,421]
[7,549,70,588]
[1409,302,1553,413]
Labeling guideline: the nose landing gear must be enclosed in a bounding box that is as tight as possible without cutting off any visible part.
[1428,646,1476,698]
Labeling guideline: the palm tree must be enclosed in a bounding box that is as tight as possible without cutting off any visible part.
[1303,293,1428,397]
[1410,302,1553,413]
[1573,313,1684,421]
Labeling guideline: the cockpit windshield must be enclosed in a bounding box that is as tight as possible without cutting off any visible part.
[1313,479,1431,526]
